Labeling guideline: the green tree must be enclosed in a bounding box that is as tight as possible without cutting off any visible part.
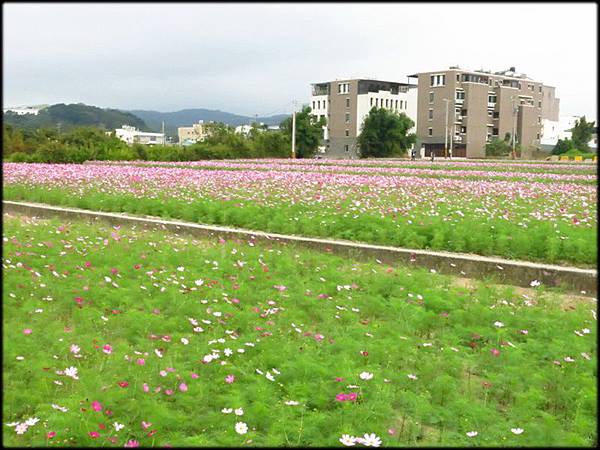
[570,116,596,151]
[552,138,574,155]
[280,107,326,158]
[485,138,512,157]
[357,108,416,158]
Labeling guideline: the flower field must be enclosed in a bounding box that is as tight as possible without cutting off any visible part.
[3,161,597,266]
[2,214,597,447]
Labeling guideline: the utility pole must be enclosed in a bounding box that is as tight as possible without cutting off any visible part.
[162,121,165,147]
[443,98,449,159]
[450,123,454,159]
[291,101,296,159]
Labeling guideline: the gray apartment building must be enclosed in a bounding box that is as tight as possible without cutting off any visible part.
[408,67,560,158]
[310,79,418,158]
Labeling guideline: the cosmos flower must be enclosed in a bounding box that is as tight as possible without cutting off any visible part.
[359,371,373,380]
[339,434,357,446]
[235,422,248,435]
[362,433,382,447]
[466,431,478,437]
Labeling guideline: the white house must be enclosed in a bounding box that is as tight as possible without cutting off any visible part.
[115,125,165,145]
[541,115,597,151]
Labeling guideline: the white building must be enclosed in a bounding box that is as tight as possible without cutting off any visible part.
[115,125,165,145]
[541,115,597,151]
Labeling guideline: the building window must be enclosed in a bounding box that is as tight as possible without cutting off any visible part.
[338,83,349,94]
[428,127,433,136]
[456,74,460,82]
[493,128,499,136]
[538,101,542,108]
[538,116,541,124]
[345,129,349,137]
[493,111,499,118]
[345,113,350,123]
[455,91,465,100]
[429,92,434,103]
[312,101,315,109]
[344,145,349,152]
[488,95,497,103]
[395,100,398,109]
[461,126,467,133]
[430,74,446,87]
[461,109,467,117]
[370,98,373,106]
[537,133,540,139]
[428,109,433,120]
[346,98,350,108]
[375,98,379,107]
[385,99,389,108]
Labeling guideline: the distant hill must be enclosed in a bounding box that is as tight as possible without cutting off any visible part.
[3,103,147,131]
[129,108,290,137]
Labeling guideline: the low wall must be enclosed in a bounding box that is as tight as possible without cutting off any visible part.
[3,200,596,297]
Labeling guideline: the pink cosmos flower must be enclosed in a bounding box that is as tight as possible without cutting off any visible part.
[89,431,100,438]
[102,344,113,355]
[118,381,129,388]
[111,268,119,275]
[225,374,235,384]
[179,383,188,392]
[85,261,92,268]
[273,285,287,292]
[314,334,324,342]
[47,431,56,439]
[490,348,500,357]
[191,373,199,379]
[136,358,145,366]
[23,329,32,335]
[335,393,346,402]
[124,440,140,448]
[232,298,240,304]
[159,370,167,377]
[141,421,152,430]
[143,383,150,392]
[91,401,103,412]
[165,389,173,395]
[388,428,397,435]
[346,392,358,401]
[335,377,344,382]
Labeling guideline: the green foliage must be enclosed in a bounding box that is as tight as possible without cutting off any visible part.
[485,138,512,157]
[571,116,596,152]
[280,107,326,158]
[552,138,575,155]
[357,108,416,158]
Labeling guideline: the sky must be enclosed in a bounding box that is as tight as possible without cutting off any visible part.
[3,2,597,119]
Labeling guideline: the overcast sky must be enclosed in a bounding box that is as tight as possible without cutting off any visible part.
[3,2,597,119]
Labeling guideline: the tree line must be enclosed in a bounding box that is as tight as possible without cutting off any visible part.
[3,106,417,163]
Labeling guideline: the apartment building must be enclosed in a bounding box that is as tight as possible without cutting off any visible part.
[178,120,208,145]
[408,67,560,158]
[115,125,165,145]
[310,78,418,158]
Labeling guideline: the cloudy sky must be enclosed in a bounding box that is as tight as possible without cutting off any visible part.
[3,2,597,119]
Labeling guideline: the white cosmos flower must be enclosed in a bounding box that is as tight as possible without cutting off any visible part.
[113,422,125,432]
[511,428,524,435]
[51,404,68,412]
[256,369,264,375]
[15,423,28,434]
[177,266,184,272]
[224,348,233,356]
[5,422,20,427]
[221,408,233,414]
[564,356,575,362]
[195,279,204,286]
[24,417,39,427]
[64,366,79,379]
[494,321,504,328]
[362,433,382,447]
[234,408,244,416]
[466,431,478,437]
[284,400,300,406]
[265,372,275,381]
[70,344,80,354]
[407,374,418,380]
[339,434,357,446]
[359,371,374,380]
[154,349,163,358]
[530,280,541,287]
[235,422,248,435]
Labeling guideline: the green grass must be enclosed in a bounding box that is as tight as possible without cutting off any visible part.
[3,214,597,447]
